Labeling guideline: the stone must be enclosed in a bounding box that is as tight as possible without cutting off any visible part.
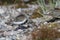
[51,10,60,18]
[0,37,5,40]
[0,4,40,40]
[0,8,5,14]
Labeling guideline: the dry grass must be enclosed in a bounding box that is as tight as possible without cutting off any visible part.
[30,9,43,19]
[31,23,60,40]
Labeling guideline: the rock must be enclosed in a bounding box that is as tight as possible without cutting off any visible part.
[23,0,30,2]
[8,9,20,18]
[31,15,53,25]
[47,17,60,23]
[14,25,29,31]
[50,9,60,18]
[0,4,40,40]
[55,0,60,9]
[0,24,9,31]
[16,8,21,12]
[0,8,5,14]
[12,15,28,25]
[56,38,60,40]
[0,37,5,40]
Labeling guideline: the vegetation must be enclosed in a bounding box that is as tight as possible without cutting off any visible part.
[37,0,58,14]
[0,0,15,5]
[31,23,60,40]
[31,0,60,40]
[30,9,43,19]
[0,0,60,40]
[0,0,37,5]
